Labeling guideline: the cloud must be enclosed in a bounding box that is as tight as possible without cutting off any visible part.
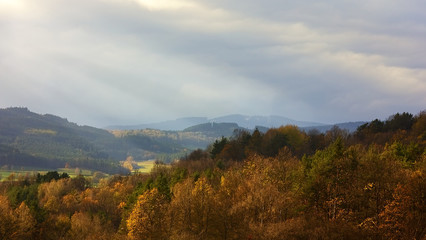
[0,0,424,126]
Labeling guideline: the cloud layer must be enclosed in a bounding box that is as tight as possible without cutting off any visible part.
[1,0,425,126]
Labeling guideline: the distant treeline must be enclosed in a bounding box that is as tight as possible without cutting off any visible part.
[190,111,424,162]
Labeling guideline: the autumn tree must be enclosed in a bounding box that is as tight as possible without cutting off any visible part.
[355,145,405,237]
[261,128,288,157]
[123,156,136,172]
[276,125,307,155]
[303,138,362,221]
[0,195,16,239]
[214,171,248,239]
[306,129,326,154]
[411,111,426,141]
[68,211,110,240]
[210,137,228,159]
[127,188,170,240]
[38,178,75,213]
[13,202,37,239]
[0,196,36,240]
[378,169,426,239]
[246,128,263,156]
[170,177,218,239]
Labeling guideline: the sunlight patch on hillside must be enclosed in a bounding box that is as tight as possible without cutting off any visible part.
[25,129,57,136]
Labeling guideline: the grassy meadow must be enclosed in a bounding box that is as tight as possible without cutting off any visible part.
[133,160,156,173]
[0,167,94,181]
[0,160,158,181]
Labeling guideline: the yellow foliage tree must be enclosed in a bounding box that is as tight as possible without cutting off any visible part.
[277,125,307,154]
[13,202,37,239]
[0,196,36,240]
[170,177,218,239]
[69,211,109,240]
[38,178,74,213]
[127,188,169,240]
[0,195,16,239]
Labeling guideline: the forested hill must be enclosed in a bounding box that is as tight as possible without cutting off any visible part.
[183,122,245,137]
[0,108,191,173]
[0,107,131,173]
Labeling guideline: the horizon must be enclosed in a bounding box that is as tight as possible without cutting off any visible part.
[3,106,422,130]
[1,0,425,127]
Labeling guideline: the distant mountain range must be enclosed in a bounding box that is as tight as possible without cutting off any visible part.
[106,114,365,133]
[106,114,326,131]
[210,114,325,129]
[106,117,209,131]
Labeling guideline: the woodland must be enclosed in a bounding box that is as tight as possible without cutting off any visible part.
[0,111,425,240]
[0,108,243,172]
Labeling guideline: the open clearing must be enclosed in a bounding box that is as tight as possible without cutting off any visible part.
[134,160,156,173]
[0,167,95,181]
[0,160,158,181]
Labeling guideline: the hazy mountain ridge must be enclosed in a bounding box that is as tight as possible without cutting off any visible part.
[106,117,208,131]
[106,114,326,131]
[105,113,364,134]
[210,114,325,129]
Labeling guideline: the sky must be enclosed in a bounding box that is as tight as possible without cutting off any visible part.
[1,0,425,127]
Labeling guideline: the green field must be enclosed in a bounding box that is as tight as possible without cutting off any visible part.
[0,167,95,181]
[133,160,156,173]
[0,160,158,181]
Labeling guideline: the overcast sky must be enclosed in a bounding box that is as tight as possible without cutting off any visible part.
[1,0,425,127]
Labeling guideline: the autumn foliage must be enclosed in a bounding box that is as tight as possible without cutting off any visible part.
[0,111,425,239]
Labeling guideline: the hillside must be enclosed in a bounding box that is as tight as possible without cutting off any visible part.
[183,122,245,137]
[0,108,191,172]
[0,108,248,170]
[0,108,130,173]
[110,122,244,156]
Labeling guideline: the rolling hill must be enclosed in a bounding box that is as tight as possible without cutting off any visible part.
[0,108,190,172]
[0,108,131,173]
